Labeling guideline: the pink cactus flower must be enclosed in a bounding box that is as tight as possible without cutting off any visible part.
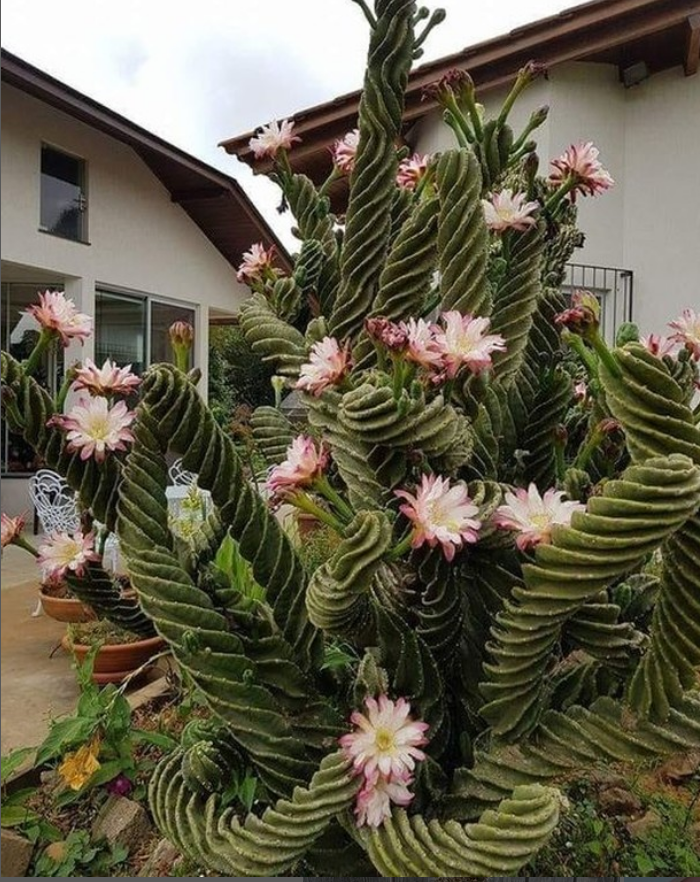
[331,129,360,174]
[37,530,99,581]
[574,381,588,404]
[396,153,431,190]
[24,290,92,347]
[640,334,680,359]
[72,359,141,397]
[248,119,299,160]
[339,695,429,781]
[354,771,415,828]
[266,435,328,500]
[402,318,443,370]
[51,397,136,462]
[296,337,352,397]
[668,309,700,361]
[482,189,539,232]
[236,243,279,285]
[549,142,614,202]
[493,483,586,552]
[1,513,25,549]
[365,317,409,352]
[434,311,506,378]
[395,474,481,561]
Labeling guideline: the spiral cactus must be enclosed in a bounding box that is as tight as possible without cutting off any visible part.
[4,0,699,876]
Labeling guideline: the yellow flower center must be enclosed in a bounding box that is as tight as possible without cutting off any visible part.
[375,728,395,752]
[86,414,110,441]
[530,513,551,530]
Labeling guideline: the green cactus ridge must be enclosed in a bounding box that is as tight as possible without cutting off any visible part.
[360,783,562,877]
[447,691,700,817]
[436,149,490,316]
[239,294,307,378]
[329,0,416,341]
[306,510,393,635]
[149,749,360,877]
[250,406,295,465]
[600,343,700,720]
[480,454,700,738]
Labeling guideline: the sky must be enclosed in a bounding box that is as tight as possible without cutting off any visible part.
[1,0,570,247]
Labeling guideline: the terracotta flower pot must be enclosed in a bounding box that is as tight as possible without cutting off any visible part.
[39,590,96,624]
[61,634,166,685]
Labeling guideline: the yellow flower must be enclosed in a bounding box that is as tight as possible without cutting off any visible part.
[58,736,101,791]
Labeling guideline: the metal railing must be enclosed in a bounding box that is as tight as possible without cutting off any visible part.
[562,263,634,342]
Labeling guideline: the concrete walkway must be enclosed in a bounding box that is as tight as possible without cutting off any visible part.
[1,541,79,755]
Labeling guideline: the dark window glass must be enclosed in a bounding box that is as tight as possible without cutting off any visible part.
[40,145,87,241]
[1,283,62,474]
[150,302,195,367]
[95,292,147,374]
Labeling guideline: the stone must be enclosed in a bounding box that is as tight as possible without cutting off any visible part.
[1,828,33,877]
[657,749,700,783]
[626,809,662,839]
[588,769,627,790]
[598,785,643,817]
[138,838,180,877]
[92,796,151,852]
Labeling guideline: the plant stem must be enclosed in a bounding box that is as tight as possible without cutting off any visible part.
[290,493,345,534]
[388,531,414,561]
[12,535,39,558]
[589,329,622,379]
[314,475,355,524]
[573,425,605,471]
[21,328,54,377]
[564,331,599,379]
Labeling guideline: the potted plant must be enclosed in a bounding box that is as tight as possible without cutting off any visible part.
[62,619,165,685]
[38,576,95,624]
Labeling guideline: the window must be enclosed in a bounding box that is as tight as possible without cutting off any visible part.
[95,290,195,373]
[40,145,87,242]
[1,282,63,475]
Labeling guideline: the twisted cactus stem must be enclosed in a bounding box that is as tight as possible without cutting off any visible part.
[480,454,700,739]
[118,401,339,797]
[489,224,544,385]
[306,510,393,637]
[149,749,360,877]
[447,691,700,818]
[239,294,307,379]
[359,783,562,876]
[134,364,320,669]
[329,0,416,341]
[250,405,295,466]
[64,564,154,637]
[436,148,491,316]
[600,343,700,720]
[306,390,388,511]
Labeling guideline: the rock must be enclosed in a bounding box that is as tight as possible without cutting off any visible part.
[92,796,151,852]
[138,838,180,877]
[657,749,700,783]
[1,828,33,877]
[588,769,627,790]
[598,785,643,817]
[626,809,662,839]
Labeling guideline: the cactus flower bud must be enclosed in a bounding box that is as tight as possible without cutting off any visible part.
[169,321,194,371]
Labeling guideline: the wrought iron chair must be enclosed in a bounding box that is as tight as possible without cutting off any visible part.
[168,457,199,487]
[27,469,80,535]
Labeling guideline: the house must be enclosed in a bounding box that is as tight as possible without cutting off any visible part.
[221,0,700,342]
[1,48,288,516]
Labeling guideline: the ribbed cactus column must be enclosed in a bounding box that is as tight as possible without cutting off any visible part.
[329,0,416,341]
[480,454,700,739]
[600,343,700,720]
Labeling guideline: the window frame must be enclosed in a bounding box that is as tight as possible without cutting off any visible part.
[94,285,198,370]
[39,142,89,244]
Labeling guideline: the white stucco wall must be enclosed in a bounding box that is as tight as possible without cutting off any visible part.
[411,62,700,335]
[0,82,251,392]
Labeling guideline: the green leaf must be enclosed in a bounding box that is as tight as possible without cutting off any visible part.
[1,804,39,827]
[1,746,35,783]
[239,775,257,812]
[636,852,655,874]
[131,729,179,751]
[35,717,97,766]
